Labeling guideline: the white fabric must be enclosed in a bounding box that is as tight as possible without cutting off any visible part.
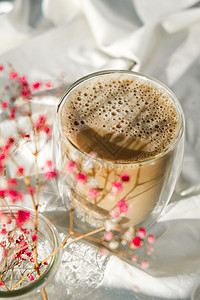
[1,0,200,299]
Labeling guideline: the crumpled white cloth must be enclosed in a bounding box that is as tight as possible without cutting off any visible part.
[1,0,200,299]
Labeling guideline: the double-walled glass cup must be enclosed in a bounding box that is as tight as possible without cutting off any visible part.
[53,70,185,231]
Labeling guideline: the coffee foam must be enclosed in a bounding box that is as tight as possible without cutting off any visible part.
[60,74,179,162]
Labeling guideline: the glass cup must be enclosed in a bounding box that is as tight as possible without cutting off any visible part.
[53,70,185,231]
[0,206,61,299]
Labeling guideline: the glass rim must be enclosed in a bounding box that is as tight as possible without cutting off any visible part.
[0,206,61,298]
[57,69,185,166]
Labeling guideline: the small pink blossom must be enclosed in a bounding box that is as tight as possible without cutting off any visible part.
[8,189,23,203]
[109,207,120,219]
[66,161,77,173]
[141,260,149,269]
[138,228,146,238]
[121,173,130,182]
[1,228,7,235]
[8,178,18,186]
[9,70,18,80]
[44,170,57,180]
[17,167,24,176]
[76,173,87,184]
[112,181,122,194]
[32,81,41,89]
[19,75,27,84]
[28,186,35,195]
[131,237,142,248]
[35,115,47,132]
[46,160,53,168]
[148,245,154,252]
[89,188,99,199]
[117,199,128,214]
[0,189,6,198]
[31,234,37,242]
[44,126,50,135]
[1,102,9,109]
[104,232,113,241]
[8,137,15,145]
[0,281,4,286]
[147,235,155,243]
[28,275,35,281]
[16,210,30,227]
[5,85,10,90]
[45,81,53,88]
[2,250,7,257]
[99,248,108,256]
[9,107,16,119]
[131,255,138,262]
[0,64,4,71]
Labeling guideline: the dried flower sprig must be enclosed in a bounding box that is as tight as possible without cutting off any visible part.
[0,63,155,298]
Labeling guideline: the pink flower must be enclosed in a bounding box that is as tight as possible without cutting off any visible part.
[104,232,113,241]
[9,107,16,119]
[76,173,87,184]
[131,255,138,262]
[19,75,27,84]
[89,188,99,199]
[0,281,4,286]
[44,170,56,180]
[141,260,149,269]
[131,237,142,248]
[109,208,120,219]
[2,250,7,257]
[112,181,122,194]
[28,275,35,281]
[21,87,31,98]
[117,199,128,214]
[121,173,130,182]
[35,115,47,132]
[31,234,37,242]
[148,245,154,252]
[45,81,53,89]
[0,189,6,198]
[99,248,108,256]
[8,189,23,203]
[44,126,50,135]
[9,70,18,80]
[8,178,18,186]
[17,167,24,176]
[0,64,4,71]
[147,235,155,243]
[1,102,9,109]
[1,228,7,235]
[138,228,146,238]
[16,210,30,227]
[66,161,77,173]
[46,160,53,168]
[28,186,35,195]
[32,81,41,89]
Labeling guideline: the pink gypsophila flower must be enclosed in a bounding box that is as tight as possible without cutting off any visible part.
[0,64,4,71]
[131,237,142,248]
[76,173,87,184]
[31,234,37,242]
[1,228,7,235]
[45,81,53,88]
[9,70,18,80]
[28,186,35,195]
[28,275,35,281]
[89,188,99,199]
[35,115,47,132]
[66,161,77,173]
[141,260,149,269]
[8,178,18,186]
[1,102,9,109]
[44,170,57,180]
[138,228,146,238]
[147,235,155,243]
[16,210,30,227]
[121,173,130,182]
[112,181,122,194]
[109,207,120,219]
[104,232,113,241]
[117,199,128,214]
[17,167,24,176]
[32,81,41,90]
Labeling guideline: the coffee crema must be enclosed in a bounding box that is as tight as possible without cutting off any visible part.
[61,74,178,163]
